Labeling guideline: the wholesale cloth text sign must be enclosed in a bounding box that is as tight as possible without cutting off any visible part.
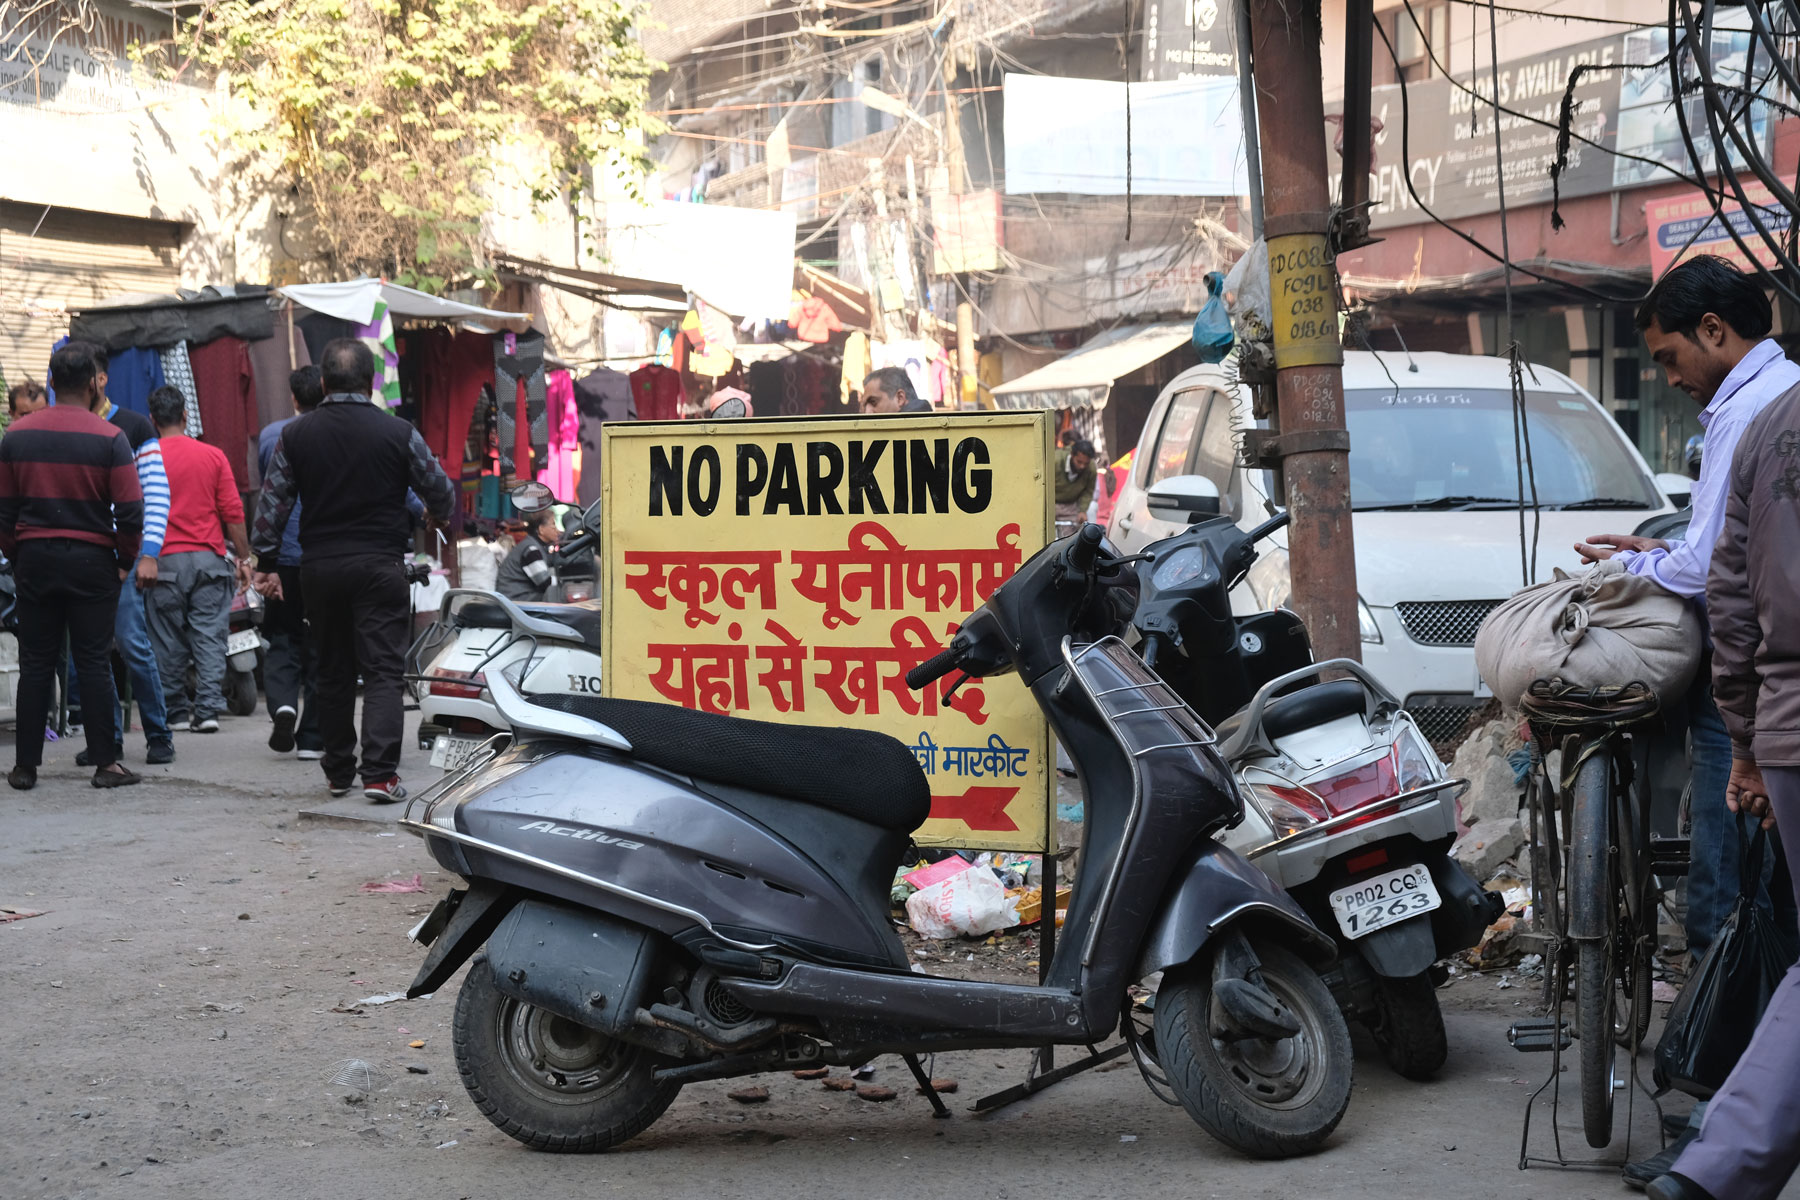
[602,413,1056,851]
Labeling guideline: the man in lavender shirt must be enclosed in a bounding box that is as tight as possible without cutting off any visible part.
[1575,256,1799,1188]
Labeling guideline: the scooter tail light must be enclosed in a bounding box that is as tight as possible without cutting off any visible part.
[1244,781,1330,838]
[429,669,487,699]
[1305,754,1401,817]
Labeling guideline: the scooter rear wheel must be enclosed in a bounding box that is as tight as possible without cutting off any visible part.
[1154,940,1353,1159]
[1366,970,1448,1080]
[453,954,679,1152]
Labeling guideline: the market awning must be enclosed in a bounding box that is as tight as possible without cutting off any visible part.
[277,279,529,328]
[989,322,1193,412]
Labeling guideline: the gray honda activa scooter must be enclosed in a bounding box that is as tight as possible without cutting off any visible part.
[399,524,1354,1159]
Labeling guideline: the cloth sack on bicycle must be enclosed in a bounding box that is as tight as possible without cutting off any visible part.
[1473,559,1702,708]
[1654,820,1799,1099]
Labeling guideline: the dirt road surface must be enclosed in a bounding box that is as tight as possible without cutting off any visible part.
[4,711,1791,1200]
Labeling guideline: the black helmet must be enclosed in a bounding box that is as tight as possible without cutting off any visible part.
[1684,434,1704,480]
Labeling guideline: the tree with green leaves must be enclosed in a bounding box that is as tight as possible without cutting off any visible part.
[168,0,658,291]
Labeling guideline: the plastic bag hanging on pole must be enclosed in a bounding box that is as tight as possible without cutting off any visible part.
[1191,270,1235,364]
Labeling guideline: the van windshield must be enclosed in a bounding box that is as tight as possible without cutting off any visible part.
[1345,388,1660,511]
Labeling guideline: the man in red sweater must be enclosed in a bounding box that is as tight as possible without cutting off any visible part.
[0,343,144,788]
[143,387,254,733]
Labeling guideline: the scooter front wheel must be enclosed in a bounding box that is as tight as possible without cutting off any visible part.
[1154,940,1353,1159]
[453,954,680,1152]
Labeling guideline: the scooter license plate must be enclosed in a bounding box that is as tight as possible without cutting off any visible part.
[226,629,260,657]
[430,735,486,771]
[1328,865,1443,940]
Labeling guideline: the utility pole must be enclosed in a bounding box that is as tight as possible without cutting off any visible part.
[1244,0,1360,662]
[942,45,982,408]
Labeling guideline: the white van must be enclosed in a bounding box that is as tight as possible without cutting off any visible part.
[1107,351,1681,743]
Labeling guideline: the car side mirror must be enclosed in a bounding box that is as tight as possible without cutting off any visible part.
[1654,471,1693,508]
[582,497,603,533]
[1146,474,1225,523]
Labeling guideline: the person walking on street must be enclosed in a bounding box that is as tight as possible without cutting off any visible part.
[143,386,253,734]
[64,344,175,766]
[1646,382,1800,1200]
[861,367,932,414]
[252,339,454,804]
[257,366,325,760]
[1054,438,1097,535]
[0,342,143,789]
[1573,256,1800,1186]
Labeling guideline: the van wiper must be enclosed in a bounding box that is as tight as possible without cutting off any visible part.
[1552,497,1654,511]
[1352,496,1516,511]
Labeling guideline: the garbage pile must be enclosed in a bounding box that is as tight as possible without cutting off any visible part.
[892,852,1066,940]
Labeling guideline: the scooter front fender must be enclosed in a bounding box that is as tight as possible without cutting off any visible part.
[1135,839,1337,979]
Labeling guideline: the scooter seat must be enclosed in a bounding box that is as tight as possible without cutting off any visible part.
[528,693,932,834]
[1216,678,1369,744]
[456,598,605,649]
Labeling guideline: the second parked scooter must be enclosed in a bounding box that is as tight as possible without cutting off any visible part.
[1125,476,1503,1079]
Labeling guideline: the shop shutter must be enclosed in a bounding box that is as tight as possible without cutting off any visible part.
[0,202,183,389]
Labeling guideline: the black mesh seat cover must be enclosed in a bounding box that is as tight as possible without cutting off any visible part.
[530,693,932,834]
[455,599,604,649]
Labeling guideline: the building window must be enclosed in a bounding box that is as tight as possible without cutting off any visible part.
[1390,2,1448,83]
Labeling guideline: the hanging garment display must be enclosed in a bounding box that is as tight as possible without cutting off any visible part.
[352,300,401,409]
[409,327,495,479]
[246,332,312,441]
[189,336,258,490]
[574,367,634,509]
[629,364,684,421]
[840,330,870,405]
[100,345,167,416]
[538,370,578,502]
[789,294,844,343]
[158,343,205,437]
[747,354,828,418]
[295,312,355,365]
[681,304,735,377]
[492,330,547,479]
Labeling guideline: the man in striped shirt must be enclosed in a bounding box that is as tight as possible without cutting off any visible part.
[0,342,144,789]
[62,344,176,766]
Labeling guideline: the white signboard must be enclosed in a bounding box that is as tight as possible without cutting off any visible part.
[605,200,799,321]
[1002,74,1249,197]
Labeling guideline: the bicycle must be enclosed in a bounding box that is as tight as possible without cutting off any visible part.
[1520,679,1669,1151]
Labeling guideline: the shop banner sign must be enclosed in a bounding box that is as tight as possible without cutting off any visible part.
[1647,178,1796,277]
[602,413,1056,851]
[1326,23,1775,230]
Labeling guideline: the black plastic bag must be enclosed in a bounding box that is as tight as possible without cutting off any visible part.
[1655,821,1800,1098]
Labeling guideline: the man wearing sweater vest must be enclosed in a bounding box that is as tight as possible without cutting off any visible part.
[0,342,144,789]
[63,342,176,765]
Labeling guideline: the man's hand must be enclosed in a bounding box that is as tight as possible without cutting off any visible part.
[1574,533,1671,564]
[134,555,158,591]
[1726,755,1776,830]
[252,571,284,601]
[233,559,255,593]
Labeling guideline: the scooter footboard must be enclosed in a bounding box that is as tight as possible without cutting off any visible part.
[484,899,664,1042]
[1135,840,1337,979]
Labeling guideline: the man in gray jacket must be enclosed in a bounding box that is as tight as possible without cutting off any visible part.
[1651,382,1800,1200]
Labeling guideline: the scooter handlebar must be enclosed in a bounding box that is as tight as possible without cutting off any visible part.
[906,645,962,690]
[1065,523,1104,576]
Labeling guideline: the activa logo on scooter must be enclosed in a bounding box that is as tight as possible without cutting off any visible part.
[518,820,645,849]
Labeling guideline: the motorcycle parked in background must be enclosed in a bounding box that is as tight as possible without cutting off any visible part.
[401,523,1356,1159]
[409,508,603,768]
[1126,476,1503,1079]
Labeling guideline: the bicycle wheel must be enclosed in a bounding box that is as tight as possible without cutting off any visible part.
[1568,748,1619,1149]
